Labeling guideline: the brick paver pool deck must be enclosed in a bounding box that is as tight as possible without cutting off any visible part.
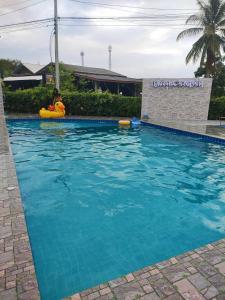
[2,97,225,300]
[0,86,40,299]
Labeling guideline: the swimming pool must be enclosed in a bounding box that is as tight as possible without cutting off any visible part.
[7,120,225,300]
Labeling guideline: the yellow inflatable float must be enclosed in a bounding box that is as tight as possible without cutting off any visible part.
[39,101,65,119]
[119,120,131,126]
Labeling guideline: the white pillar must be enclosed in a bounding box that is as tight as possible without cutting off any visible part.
[108,45,112,71]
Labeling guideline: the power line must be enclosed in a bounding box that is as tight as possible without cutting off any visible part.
[0,0,35,9]
[68,0,174,18]
[68,0,197,12]
[0,15,197,33]
[61,18,190,24]
[0,0,48,18]
[0,23,53,34]
[0,18,53,29]
[60,23,193,28]
[0,16,190,30]
[61,16,189,20]
[68,0,193,19]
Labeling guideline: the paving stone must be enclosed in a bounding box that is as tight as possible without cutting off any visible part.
[161,264,190,283]
[0,208,10,218]
[201,250,225,266]
[0,251,14,271]
[140,292,160,300]
[170,258,178,265]
[99,284,109,289]
[142,284,153,294]
[156,260,172,269]
[0,288,17,300]
[148,275,175,297]
[0,277,5,291]
[149,269,160,276]
[191,253,200,259]
[193,261,218,278]
[164,293,183,300]
[207,244,214,250]
[218,247,225,255]
[109,277,127,288]
[0,251,13,265]
[175,279,205,300]
[87,291,100,300]
[188,273,211,290]
[139,272,151,280]
[138,279,149,286]
[18,289,40,300]
[6,280,16,289]
[99,288,111,296]
[0,270,5,277]
[70,294,81,300]
[81,288,95,297]
[216,294,225,300]
[96,292,114,300]
[125,274,135,282]
[187,266,198,274]
[208,274,225,292]
[202,285,219,299]
[113,281,145,300]
[215,262,225,276]
[17,274,38,294]
[0,225,12,239]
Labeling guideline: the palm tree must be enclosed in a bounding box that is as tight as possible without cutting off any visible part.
[177,0,225,77]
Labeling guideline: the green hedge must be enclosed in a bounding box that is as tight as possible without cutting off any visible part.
[4,87,141,117]
[9,87,225,120]
[208,96,225,120]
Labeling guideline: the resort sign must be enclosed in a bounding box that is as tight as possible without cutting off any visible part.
[152,80,203,88]
[142,78,212,121]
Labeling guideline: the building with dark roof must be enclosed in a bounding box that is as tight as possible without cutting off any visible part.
[5,62,142,96]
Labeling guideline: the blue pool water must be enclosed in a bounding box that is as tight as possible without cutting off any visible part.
[8,120,225,300]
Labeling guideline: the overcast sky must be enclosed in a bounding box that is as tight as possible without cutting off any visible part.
[0,0,200,78]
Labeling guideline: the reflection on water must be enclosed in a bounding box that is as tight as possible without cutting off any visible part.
[40,122,66,137]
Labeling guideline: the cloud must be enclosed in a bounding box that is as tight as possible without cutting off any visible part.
[0,0,199,77]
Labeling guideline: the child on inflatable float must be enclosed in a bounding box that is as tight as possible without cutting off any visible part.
[39,89,66,118]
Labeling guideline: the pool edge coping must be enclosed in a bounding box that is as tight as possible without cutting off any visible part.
[0,87,40,299]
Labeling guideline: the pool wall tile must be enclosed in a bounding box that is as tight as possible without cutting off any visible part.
[141,120,225,145]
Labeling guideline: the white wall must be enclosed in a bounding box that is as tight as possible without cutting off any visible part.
[141,78,212,121]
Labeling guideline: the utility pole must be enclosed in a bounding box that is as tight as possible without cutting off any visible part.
[54,0,60,91]
[80,51,84,66]
[108,45,112,71]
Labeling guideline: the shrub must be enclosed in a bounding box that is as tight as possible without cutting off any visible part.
[4,87,141,117]
[208,96,225,120]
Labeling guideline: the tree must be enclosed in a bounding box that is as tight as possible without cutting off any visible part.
[44,63,76,91]
[177,0,225,77]
[195,61,225,97]
[59,64,76,91]
[0,59,21,78]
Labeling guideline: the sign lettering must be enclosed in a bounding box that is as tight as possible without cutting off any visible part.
[152,80,203,88]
